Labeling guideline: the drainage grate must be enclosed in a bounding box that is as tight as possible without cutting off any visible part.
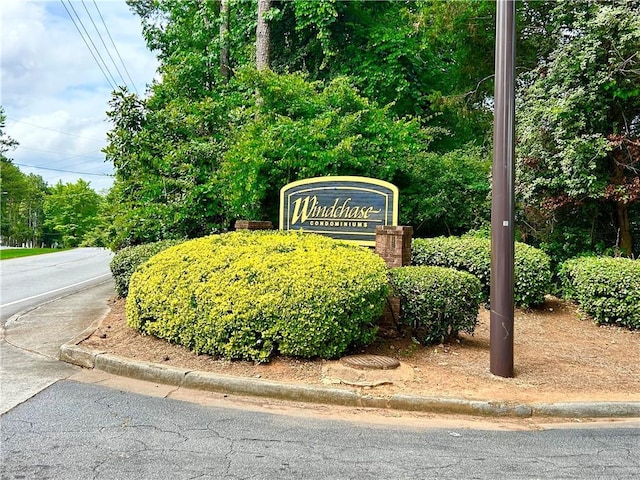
[340,354,400,370]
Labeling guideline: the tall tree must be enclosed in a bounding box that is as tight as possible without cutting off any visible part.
[0,108,47,247]
[117,0,627,248]
[43,180,102,248]
[517,3,640,258]
[256,0,271,70]
[0,106,18,159]
[220,0,231,81]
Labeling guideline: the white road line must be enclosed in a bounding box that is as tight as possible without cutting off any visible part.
[0,273,112,308]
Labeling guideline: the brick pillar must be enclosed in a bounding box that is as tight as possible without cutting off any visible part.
[375,226,413,268]
[234,220,274,231]
[375,226,413,335]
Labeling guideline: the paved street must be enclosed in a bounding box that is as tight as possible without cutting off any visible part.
[1,247,113,323]
[2,380,639,479]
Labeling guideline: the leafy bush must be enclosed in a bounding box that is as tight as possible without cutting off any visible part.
[411,236,551,308]
[399,145,491,237]
[110,240,184,298]
[126,231,388,362]
[560,257,640,330]
[389,266,482,344]
[218,69,440,225]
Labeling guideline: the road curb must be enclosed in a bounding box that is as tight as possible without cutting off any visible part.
[59,343,640,419]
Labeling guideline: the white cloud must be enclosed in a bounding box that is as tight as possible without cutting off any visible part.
[1,0,158,192]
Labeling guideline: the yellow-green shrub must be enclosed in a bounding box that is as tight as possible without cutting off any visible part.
[110,239,184,298]
[126,231,389,362]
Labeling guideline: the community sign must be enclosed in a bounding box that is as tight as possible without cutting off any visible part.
[279,176,398,246]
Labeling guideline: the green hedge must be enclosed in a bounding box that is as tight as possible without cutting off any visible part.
[560,257,640,330]
[126,231,389,362]
[389,266,482,344]
[110,240,184,298]
[411,236,551,308]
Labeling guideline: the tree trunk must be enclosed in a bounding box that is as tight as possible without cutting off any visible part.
[615,201,633,256]
[256,0,271,71]
[220,0,230,82]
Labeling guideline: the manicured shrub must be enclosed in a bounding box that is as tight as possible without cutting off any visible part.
[560,257,640,330]
[126,231,389,362]
[389,266,482,344]
[411,236,551,308]
[110,240,184,298]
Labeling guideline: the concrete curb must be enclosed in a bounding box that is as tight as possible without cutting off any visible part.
[59,344,640,419]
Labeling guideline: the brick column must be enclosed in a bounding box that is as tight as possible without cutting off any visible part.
[234,220,274,231]
[375,226,413,334]
[375,225,413,268]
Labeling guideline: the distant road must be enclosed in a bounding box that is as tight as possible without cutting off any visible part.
[0,248,113,324]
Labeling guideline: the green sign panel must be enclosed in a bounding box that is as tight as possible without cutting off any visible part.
[279,176,398,246]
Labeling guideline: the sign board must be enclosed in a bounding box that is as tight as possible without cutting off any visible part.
[279,176,398,246]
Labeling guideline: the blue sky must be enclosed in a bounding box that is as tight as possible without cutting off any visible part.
[1,0,158,192]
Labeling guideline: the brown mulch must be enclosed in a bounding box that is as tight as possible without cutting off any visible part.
[81,297,640,404]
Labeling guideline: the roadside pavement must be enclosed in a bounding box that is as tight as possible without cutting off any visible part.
[1,281,114,413]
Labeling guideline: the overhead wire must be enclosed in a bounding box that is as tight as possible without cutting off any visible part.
[14,145,104,160]
[80,0,130,90]
[91,0,140,95]
[59,0,118,91]
[11,1,144,185]
[13,162,113,177]
[6,117,105,143]
[59,0,141,95]
[64,0,121,89]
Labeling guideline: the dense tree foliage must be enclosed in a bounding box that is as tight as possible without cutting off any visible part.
[101,0,639,261]
[103,0,498,248]
[220,69,439,224]
[517,3,640,261]
[1,107,105,248]
[1,108,48,247]
[43,180,102,248]
[0,159,49,247]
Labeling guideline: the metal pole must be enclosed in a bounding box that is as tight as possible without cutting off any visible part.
[490,0,515,378]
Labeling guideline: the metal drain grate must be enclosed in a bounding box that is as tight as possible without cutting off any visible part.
[340,354,400,370]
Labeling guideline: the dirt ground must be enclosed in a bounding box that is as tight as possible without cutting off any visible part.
[81,297,640,404]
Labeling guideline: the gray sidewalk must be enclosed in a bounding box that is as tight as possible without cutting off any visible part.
[1,281,114,413]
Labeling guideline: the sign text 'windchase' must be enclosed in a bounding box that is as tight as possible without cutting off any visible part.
[280,176,398,246]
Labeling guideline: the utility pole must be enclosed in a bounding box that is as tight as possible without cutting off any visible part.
[490,0,516,378]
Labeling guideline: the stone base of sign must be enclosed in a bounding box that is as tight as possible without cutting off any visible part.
[374,225,413,334]
[234,220,274,231]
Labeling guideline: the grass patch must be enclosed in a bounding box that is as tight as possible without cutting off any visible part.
[0,248,67,260]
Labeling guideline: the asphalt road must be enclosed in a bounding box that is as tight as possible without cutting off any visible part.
[0,247,113,323]
[2,380,639,479]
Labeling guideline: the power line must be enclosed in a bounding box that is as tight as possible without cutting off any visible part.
[59,0,118,91]
[81,0,130,90]
[15,145,104,160]
[6,117,105,143]
[65,0,121,89]
[13,162,113,177]
[91,0,140,95]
